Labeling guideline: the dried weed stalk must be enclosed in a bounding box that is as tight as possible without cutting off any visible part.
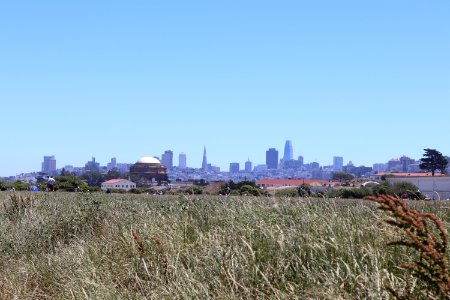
[365,195,450,299]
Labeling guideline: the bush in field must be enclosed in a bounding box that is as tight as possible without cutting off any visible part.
[107,188,127,194]
[0,180,12,191]
[56,175,89,192]
[183,186,203,195]
[129,188,145,194]
[275,188,298,197]
[13,180,29,191]
[328,182,422,200]
[391,182,423,199]
[239,184,261,196]
[328,187,373,199]
[219,180,258,195]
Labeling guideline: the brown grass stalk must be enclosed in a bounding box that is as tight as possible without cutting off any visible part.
[365,194,450,299]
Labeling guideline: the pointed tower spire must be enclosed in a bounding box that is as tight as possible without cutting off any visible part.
[202,146,208,171]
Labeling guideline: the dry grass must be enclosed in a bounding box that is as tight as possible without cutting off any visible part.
[1,192,450,299]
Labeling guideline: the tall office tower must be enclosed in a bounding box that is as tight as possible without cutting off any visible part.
[229,162,240,173]
[202,146,208,171]
[333,156,344,171]
[266,148,279,169]
[85,157,100,172]
[107,157,117,171]
[161,150,173,169]
[179,152,187,169]
[283,140,294,161]
[298,156,304,166]
[42,155,56,174]
[245,158,252,173]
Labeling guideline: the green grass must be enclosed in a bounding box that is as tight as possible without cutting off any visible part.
[1,192,450,299]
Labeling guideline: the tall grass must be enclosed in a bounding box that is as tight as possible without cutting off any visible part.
[1,192,450,299]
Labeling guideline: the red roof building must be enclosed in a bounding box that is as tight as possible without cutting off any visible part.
[101,179,136,191]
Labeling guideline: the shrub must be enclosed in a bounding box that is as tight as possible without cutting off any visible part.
[183,186,203,195]
[239,185,261,196]
[13,180,29,191]
[275,188,298,197]
[56,175,89,192]
[107,188,127,194]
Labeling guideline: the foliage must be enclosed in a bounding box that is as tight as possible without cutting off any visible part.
[332,172,354,181]
[218,180,259,195]
[365,195,450,299]
[328,182,422,200]
[275,188,299,197]
[239,184,261,196]
[420,148,448,176]
[183,186,203,195]
[381,173,395,181]
[391,182,423,199]
[13,180,29,191]
[60,168,72,177]
[0,180,12,191]
[56,175,89,192]
[81,171,105,187]
[104,169,126,180]
[106,188,127,194]
[297,183,311,197]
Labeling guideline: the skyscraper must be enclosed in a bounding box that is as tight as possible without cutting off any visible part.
[41,155,56,174]
[179,152,187,169]
[85,157,100,172]
[161,150,173,169]
[283,140,294,161]
[107,157,117,171]
[229,162,240,173]
[245,158,252,173]
[202,146,208,171]
[266,148,279,169]
[333,156,344,171]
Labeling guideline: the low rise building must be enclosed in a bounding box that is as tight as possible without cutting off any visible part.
[385,173,450,200]
[101,179,136,191]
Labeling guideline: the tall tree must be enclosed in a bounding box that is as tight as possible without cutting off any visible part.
[419,148,448,176]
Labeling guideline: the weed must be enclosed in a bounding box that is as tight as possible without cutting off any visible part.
[2,193,34,221]
[366,194,450,299]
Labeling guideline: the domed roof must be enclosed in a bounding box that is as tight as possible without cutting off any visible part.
[136,156,161,164]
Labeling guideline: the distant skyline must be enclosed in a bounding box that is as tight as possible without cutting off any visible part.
[1,1,449,176]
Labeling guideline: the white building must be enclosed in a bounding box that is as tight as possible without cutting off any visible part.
[101,179,136,191]
[386,174,450,200]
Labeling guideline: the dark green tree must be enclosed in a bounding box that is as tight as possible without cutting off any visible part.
[81,172,105,187]
[332,172,354,181]
[419,148,448,176]
[56,175,89,192]
[105,170,124,180]
[60,168,71,176]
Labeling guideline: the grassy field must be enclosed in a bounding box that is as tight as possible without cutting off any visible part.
[1,192,450,299]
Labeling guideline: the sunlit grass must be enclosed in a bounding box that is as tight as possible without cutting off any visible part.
[1,192,450,299]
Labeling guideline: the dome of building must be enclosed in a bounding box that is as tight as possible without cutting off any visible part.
[136,156,161,164]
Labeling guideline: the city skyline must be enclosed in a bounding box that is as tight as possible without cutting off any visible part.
[2,142,449,177]
[2,139,449,177]
[1,1,449,176]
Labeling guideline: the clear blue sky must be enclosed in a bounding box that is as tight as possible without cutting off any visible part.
[1,1,449,176]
